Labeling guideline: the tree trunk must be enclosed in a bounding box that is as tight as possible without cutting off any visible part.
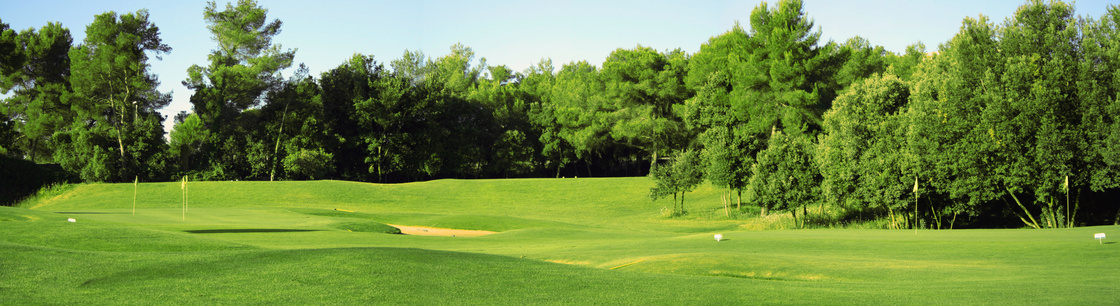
[1066,186,1075,226]
[722,194,728,217]
[680,191,686,215]
[724,186,731,218]
[801,204,807,228]
[736,189,742,212]
[1114,206,1120,225]
[1065,184,1071,228]
[790,208,797,229]
[672,192,677,216]
[888,206,897,229]
[270,102,290,181]
[1005,186,1041,229]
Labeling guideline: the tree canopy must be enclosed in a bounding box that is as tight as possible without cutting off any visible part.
[4,0,1120,227]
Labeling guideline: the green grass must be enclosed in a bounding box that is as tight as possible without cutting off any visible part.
[3,178,1118,304]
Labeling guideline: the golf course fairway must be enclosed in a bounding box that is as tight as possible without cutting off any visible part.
[2,178,1117,304]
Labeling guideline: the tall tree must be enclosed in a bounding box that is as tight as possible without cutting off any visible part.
[737,0,839,138]
[600,46,691,170]
[1080,5,1120,224]
[183,0,295,179]
[680,24,757,214]
[532,60,613,176]
[818,74,915,228]
[169,113,208,175]
[62,10,171,182]
[649,149,705,216]
[468,64,540,177]
[886,43,927,83]
[834,36,889,92]
[747,131,819,224]
[263,64,325,180]
[735,0,837,219]
[989,0,1082,228]
[907,15,1004,227]
[0,21,73,162]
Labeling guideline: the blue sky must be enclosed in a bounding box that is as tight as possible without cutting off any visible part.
[2,0,1118,134]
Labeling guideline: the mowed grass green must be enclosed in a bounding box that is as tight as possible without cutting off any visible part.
[2,178,1117,304]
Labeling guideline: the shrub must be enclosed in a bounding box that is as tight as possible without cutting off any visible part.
[283,148,334,180]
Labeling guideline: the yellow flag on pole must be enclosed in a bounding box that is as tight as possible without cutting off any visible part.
[913,176,919,193]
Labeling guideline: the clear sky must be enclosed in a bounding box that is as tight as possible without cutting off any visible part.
[2,0,1118,135]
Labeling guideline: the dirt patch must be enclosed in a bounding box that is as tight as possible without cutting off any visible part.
[387,224,496,237]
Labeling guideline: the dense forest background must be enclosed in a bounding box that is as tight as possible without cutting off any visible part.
[3,0,1120,228]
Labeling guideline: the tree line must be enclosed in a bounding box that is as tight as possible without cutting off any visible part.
[2,0,1119,227]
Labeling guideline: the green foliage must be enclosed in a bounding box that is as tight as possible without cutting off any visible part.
[63,9,170,182]
[169,113,208,175]
[738,0,838,137]
[282,148,333,180]
[184,0,295,179]
[9,0,1120,228]
[601,46,691,166]
[885,43,926,83]
[818,73,914,227]
[1082,5,1120,192]
[681,24,756,200]
[649,149,705,216]
[0,21,73,162]
[834,36,890,91]
[747,132,819,225]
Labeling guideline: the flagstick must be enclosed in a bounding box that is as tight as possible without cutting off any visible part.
[132,176,138,215]
[914,176,919,235]
[181,176,186,221]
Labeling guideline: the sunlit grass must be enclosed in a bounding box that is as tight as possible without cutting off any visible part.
[3,178,1118,304]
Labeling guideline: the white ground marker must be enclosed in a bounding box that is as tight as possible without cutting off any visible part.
[714,234,723,242]
[1095,233,1106,244]
[67,218,76,222]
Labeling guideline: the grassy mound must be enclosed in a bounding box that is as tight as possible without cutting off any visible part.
[332,221,401,234]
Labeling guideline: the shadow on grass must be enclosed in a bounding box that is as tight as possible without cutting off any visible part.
[184,229,322,234]
[1103,241,1116,245]
[54,212,120,214]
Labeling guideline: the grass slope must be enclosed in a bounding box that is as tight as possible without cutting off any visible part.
[3,178,1118,304]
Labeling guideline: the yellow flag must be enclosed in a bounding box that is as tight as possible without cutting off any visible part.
[913,176,919,193]
[181,176,185,190]
[1064,175,1069,192]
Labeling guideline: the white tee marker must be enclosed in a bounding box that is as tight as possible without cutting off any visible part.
[1095,233,1106,244]
[67,218,76,222]
[714,234,723,242]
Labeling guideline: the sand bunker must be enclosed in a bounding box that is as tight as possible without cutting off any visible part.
[387,224,496,237]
